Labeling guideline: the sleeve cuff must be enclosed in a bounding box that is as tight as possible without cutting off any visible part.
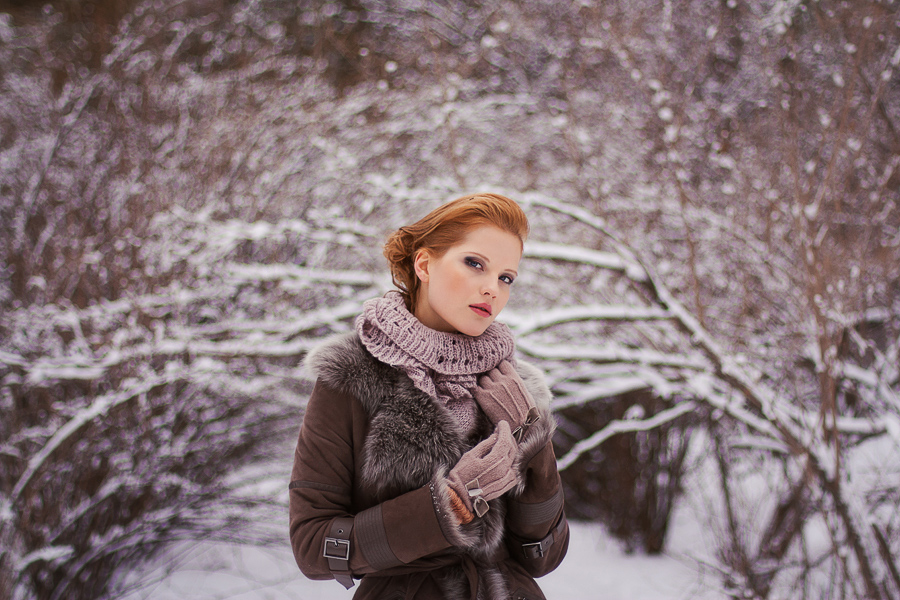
[510,404,557,498]
[430,472,506,554]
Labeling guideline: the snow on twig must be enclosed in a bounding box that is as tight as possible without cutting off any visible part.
[504,303,671,335]
[557,401,697,471]
[523,241,627,271]
[517,337,708,370]
[16,545,74,572]
[224,263,385,287]
[550,376,652,410]
[0,350,27,368]
[519,194,648,282]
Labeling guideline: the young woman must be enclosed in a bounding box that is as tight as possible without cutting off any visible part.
[289,193,568,600]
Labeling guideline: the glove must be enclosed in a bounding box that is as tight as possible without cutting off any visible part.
[474,360,540,442]
[445,421,518,518]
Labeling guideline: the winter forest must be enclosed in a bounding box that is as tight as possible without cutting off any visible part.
[1,0,899,598]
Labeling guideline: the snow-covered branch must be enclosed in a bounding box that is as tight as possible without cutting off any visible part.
[523,241,628,272]
[517,337,708,370]
[557,401,697,471]
[505,303,671,335]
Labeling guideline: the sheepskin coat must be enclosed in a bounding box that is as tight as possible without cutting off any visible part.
[289,332,568,600]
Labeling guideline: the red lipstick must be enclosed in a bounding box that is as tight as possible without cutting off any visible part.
[470,303,492,317]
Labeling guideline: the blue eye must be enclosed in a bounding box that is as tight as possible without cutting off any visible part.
[465,257,483,270]
[500,274,515,285]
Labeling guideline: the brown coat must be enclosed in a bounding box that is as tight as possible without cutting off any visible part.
[289,333,568,600]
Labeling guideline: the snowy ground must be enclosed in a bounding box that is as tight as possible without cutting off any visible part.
[115,505,723,600]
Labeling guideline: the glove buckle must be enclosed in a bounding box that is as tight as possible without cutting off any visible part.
[466,478,490,517]
[512,408,541,442]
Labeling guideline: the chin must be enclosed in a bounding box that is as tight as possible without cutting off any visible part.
[456,322,492,337]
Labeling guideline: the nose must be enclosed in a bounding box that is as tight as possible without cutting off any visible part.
[482,281,498,299]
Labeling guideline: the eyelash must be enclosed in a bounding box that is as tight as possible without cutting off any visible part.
[465,257,515,285]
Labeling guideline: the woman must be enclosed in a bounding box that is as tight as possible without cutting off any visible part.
[289,193,568,600]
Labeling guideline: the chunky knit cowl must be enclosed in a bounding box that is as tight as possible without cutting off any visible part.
[355,292,515,433]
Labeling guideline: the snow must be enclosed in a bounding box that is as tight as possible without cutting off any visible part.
[114,516,719,600]
[523,241,626,272]
[517,338,707,370]
[550,377,651,409]
[17,545,75,571]
[504,303,671,336]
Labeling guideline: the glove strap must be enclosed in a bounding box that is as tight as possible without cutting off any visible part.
[466,478,490,517]
[512,407,541,443]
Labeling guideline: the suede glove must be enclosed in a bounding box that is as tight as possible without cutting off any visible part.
[446,421,518,518]
[474,360,541,442]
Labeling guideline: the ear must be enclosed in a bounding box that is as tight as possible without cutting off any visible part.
[413,249,431,283]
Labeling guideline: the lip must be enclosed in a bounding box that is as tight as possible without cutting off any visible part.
[469,303,492,317]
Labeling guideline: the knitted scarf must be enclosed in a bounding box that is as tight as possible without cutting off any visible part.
[355,292,516,433]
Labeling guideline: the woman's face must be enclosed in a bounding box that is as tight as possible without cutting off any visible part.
[413,225,522,336]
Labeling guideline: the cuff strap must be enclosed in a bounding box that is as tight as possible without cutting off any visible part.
[323,517,355,589]
[518,512,567,560]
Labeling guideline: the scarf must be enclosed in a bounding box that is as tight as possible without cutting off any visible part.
[355,292,515,433]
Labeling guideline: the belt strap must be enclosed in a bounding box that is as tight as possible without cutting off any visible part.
[323,517,355,589]
[520,513,567,560]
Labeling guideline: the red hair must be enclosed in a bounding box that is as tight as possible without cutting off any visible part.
[383,193,529,313]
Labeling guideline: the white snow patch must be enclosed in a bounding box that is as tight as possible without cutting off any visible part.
[113,518,719,600]
[17,546,75,570]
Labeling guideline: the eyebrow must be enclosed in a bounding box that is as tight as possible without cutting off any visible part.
[465,251,519,276]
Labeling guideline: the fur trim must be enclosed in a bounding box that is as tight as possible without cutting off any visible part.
[510,414,555,497]
[434,560,509,600]
[431,470,507,557]
[515,360,553,413]
[304,332,396,413]
[478,566,508,600]
[436,564,469,599]
[509,362,556,498]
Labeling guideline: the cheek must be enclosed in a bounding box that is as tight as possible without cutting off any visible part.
[429,265,465,303]
[497,289,511,311]
[440,266,468,293]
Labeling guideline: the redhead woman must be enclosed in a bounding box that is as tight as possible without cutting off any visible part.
[289,193,568,600]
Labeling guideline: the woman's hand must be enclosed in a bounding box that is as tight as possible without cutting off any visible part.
[445,421,518,518]
[473,360,540,442]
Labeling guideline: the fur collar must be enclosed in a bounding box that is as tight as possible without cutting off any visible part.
[304,332,552,500]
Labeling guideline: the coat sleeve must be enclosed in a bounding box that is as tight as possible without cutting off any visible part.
[288,379,456,584]
[504,437,569,577]
[503,365,569,577]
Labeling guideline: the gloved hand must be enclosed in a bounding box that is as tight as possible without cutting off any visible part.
[473,360,540,442]
[445,421,518,518]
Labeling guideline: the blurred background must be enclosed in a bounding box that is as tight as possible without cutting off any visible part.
[1,0,899,598]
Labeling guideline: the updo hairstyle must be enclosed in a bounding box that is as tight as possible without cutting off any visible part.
[383,193,529,314]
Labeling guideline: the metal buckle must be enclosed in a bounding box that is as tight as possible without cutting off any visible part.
[522,541,545,559]
[323,537,350,560]
[512,408,541,442]
[467,479,490,517]
[472,496,490,518]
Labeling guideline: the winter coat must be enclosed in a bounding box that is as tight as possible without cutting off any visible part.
[289,332,568,600]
